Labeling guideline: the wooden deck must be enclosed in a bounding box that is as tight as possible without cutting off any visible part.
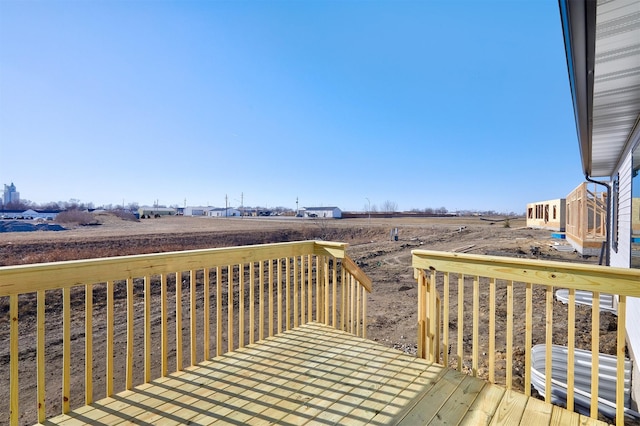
[40,323,608,426]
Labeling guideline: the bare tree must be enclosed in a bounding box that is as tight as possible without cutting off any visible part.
[381,200,397,213]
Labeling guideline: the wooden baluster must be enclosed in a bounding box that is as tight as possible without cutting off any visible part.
[457,274,464,372]
[544,285,553,403]
[617,295,627,426]
[277,258,282,334]
[228,265,234,351]
[300,256,306,325]
[269,260,274,337]
[350,274,356,334]
[488,278,495,383]
[341,267,346,331]
[332,260,337,328]
[249,262,255,344]
[37,290,46,422]
[239,264,245,348]
[324,257,330,325]
[362,285,367,339]
[86,284,93,404]
[591,291,601,418]
[106,280,114,395]
[216,267,223,356]
[524,282,532,396]
[293,257,299,328]
[506,280,513,389]
[356,276,361,337]
[472,276,479,377]
[567,288,575,411]
[307,255,313,323]
[144,276,151,380]
[190,270,197,365]
[63,287,71,410]
[431,272,439,364]
[286,258,291,331]
[316,256,322,322]
[259,261,264,341]
[161,275,168,377]
[204,268,210,359]
[443,273,450,370]
[176,273,183,370]
[10,294,18,426]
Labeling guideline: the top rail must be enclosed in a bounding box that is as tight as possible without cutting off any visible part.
[0,240,330,296]
[412,250,640,296]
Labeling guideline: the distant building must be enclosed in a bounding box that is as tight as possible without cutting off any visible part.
[2,182,20,207]
[301,207,342,219]
[183,206,242,217]
[525,199,566,231]
[183,206,214,216]
[208,208,241,217]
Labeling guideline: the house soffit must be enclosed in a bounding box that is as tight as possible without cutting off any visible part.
[590,0,640,177]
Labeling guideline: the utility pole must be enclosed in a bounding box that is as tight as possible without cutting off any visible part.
[241,192,244,218]
[296,197,299,216]
[225,194,228,217]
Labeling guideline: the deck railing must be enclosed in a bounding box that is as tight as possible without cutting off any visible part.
[0,240,371,426]
[413,249,640,426]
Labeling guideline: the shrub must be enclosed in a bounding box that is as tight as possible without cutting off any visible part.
[55,210,99,226]
[503,218,510,228]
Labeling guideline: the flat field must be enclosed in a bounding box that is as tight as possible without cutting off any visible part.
[1,214,618,425]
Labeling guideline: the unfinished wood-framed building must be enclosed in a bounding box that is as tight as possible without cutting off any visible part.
[526,198,566,232]
[565,182,608,256]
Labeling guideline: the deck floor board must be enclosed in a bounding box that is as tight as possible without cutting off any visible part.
[39,323,610,426]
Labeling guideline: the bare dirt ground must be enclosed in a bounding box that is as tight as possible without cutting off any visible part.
[1,214,621,425]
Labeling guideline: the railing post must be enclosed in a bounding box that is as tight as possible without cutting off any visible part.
[417,269,427,360]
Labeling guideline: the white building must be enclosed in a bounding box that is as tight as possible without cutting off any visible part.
[207,208,241,217]
[301,207,342,219]
[183,206,214,216]
[560,0,640,404]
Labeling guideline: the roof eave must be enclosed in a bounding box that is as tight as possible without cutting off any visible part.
[559,0,597,177]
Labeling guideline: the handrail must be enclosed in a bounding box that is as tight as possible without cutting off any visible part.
[0,240,372,426]
[412,249,640,426]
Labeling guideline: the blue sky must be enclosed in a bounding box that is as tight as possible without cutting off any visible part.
[0,0,581,213]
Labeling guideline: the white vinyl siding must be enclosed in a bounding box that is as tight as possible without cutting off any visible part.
[611,151,633,267]
[610,149,640,406]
